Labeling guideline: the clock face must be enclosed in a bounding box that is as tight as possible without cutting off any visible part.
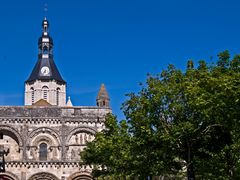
[41,66,50,76]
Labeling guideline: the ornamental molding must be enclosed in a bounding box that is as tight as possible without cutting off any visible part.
[0,171,20,180]
[66,126,97,144]
[67,171,92,180]
[28,172,59,180]
[5,161,89,169]
[28,127,61,145]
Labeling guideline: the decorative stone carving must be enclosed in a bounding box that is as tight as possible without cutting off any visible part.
[0,171,20,180]
[66,127,96,145]
[79,134,82,145]
[75,135,78,144]
[28,172,59,180]
[71,149,76,160]
[67,172,93,180]
[0,106,111,179]
[0,15,112,180]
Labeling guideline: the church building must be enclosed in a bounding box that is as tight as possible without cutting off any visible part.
[0,17,111,180]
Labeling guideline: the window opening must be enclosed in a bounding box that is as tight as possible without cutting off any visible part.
[42,86,48,100]
[39,143,48,161]
[56,88,60,105]
[31,87,34,104]
[43,46,48,54]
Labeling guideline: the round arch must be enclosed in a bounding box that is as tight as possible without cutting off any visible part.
[66,127,96,145]
[31,135,55,147]
[28,127,61,145]
[68,172,93,180]
[0,125,23,147]
[0,171,20,180]
[28,172,59,180]
[42,85,49,89]
[28,128,61,161]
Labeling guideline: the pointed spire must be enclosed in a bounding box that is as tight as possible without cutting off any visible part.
[96,84,110,107]
[66,96,73,107]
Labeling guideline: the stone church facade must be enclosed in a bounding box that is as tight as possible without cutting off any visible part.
[0,18,111,180]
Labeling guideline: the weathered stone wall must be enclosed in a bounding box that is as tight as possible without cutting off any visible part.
[25,80,66,106]
[0,106,111,180]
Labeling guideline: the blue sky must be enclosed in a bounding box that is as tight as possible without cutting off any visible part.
[0,0,239,120]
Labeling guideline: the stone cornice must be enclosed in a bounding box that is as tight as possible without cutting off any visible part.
[0,106,111,119]
[6,161,92,169]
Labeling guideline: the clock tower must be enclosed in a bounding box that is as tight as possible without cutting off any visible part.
[24,17,66,106]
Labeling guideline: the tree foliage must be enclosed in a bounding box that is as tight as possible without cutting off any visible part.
[81,51,240,179]
[80,114,133,178]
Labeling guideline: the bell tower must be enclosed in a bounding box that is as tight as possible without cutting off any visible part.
[24,17,66,106]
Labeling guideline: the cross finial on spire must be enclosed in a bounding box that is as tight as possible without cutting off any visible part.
[44,3,48,18]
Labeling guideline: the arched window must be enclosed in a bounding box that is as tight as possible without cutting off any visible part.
[56,88,60,105]
[30,87,34,104]
[43,46,48,54]
[39,143,48,161]
[42,86,48,100]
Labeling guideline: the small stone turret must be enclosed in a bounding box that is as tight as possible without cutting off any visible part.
[96,84,110,108]
[66,96,73,107]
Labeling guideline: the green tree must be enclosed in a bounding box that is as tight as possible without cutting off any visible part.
[184,53,240,179]
[80,114,133,178]
[81,51,240,179]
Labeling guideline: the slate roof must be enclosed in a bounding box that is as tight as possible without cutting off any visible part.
[25,57,66,84]
[26,17,66,84]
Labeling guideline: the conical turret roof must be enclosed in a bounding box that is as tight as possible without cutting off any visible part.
[97,84,109,100]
